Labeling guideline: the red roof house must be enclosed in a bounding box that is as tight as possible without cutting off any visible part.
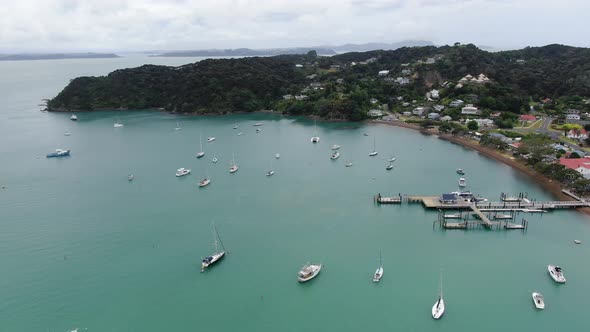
[519,114,536,122]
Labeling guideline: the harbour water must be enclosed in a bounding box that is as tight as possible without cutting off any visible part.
[1,57,589,331]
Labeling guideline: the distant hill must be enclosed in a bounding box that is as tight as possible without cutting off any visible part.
[153,48,336,57]
[327,40,434,53]
[0,53,120,61]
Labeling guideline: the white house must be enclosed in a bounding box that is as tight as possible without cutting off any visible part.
[428,89,440,100]
[401,69,412,75]
[402,102,410,107]
[401,63,410,67]
[402,111,412,116]
[473,118,494,127]
[566,114,581,121]
[567,129,588,140]
[295,95,308,101]
[449,100,464,107]
[425,58,436,64]
[440,115,452,122]
[395,77,410,85]
[433,105,445,112]
[370,98,379,104]
[282,94,293,100]
[368,109,383,117]
[565,109,580,114]
[461,104,480,115]
[295,64,303,68]
[428,113,440,120]
[378,70,390,76]
[412,107,425,116]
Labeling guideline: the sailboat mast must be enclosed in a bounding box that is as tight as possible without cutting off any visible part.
[200,135,203,151]
[214,224,226,252]
[440,270,444,298]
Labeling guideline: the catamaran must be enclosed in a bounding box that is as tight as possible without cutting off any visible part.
[532,292,545,309]
[432,271,445,320]
[330,151,340,160]
[373,251,383,282]
[369,138,378,156]
[201,224,226,272]
[229,154,239,173]
[298,263,322,282]
[548,265,566,283]
[197,135,205,158]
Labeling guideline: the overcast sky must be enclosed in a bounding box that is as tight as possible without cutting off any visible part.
[1,0,588,52]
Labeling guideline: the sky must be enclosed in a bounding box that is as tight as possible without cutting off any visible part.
[0,0,588,52]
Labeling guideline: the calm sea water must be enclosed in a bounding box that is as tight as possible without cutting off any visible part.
[1,56,589,332]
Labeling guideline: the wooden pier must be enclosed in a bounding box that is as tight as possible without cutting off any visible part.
[374,193,402,204]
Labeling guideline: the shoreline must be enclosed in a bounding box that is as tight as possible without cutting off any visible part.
[374,120,590,216]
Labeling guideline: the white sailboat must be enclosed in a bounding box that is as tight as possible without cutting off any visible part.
[369,138,378,156]
[388,155,396,162]
[201,224,226,272]
[233,122,238,129]
[311,119,320,143]
[113,117,124,128]
[229,154,239,173]
[196,135,205,158]
[346,162,353,167]
[331,144,340,150]
[373,251,383,282]
[266,159,274,176]
[275,153,281,159]
[176,168,191,177]
[432,271,445,320]
[330,151,340,160]
[69,114,78,121]
[175,121,182,130]
[199,168,211,187]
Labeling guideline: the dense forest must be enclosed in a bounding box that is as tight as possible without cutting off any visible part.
[48,44,590,120]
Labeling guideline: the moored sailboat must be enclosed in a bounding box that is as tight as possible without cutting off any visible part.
[229,154,239,173]
[196,135,205,158]
[201,224,226,272]
[369,138,378,156]
[311,119,320,143]
[373,251,383,282]
[432,271,445,320]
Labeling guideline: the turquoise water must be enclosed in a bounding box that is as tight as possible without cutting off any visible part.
[1,57,589,332]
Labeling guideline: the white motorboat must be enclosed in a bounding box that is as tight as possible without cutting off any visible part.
[229,154,239,173]
[386,163,393,170]
[298,263,322,282]
[199,178,211,187]
[113,121,124,128]
[256,128,262,133]
[373,251,383,282]
[311,136,320,143]
[275,153,280,159]
[197,135,205,158]
[237,132,243,136]
[69,114,78,121]
[547,265,566,283]
[346,162,353,167]
[388,156,396,162]
[369,138,378,156]
[456,168,465,175]
[432,272,445,320]
[573,239,582,244]
[444,213,461,219]
[458,178,466,187]
[176,168,191,177]
[128,174,134,181]
[253,122,263,126]
[331,145,340,150]
[201,224,226,271]
[532,292,545,309]
[330,151,340,160]
[64,131,71,136]
[266,170,275,176]
[207,137,215,142]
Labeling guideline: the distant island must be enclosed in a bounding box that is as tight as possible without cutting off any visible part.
[0,53,120,61]
[150,40,434,57]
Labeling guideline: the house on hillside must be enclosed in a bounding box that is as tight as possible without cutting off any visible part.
[396,77,410,85]
[559,157,590,179]
[461,104,480,115]
[401,69,412,76]
[567,129,588,140]
[368,109,383,117]
[295,64,303,68]
[433,105,445,112]
[283,94,293,100]
[428,113,440,120]
[427,89,440,100]
[425,58,436,64]
[519,114,536,122]
[441,115,452,122]
[473,118,494,127]
[412,107,425,116]
[378,70,390,76]
[566,114,581,122]
[449,100,464,108]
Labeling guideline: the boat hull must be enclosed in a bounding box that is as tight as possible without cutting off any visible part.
[196,152,205,158]
[547,265,566,283]
[199,179,210,187]
[46,150,70,158]
[298,264,322,282]
[201,251,225,271]
[373,267,383,282]
[432,298,445,319]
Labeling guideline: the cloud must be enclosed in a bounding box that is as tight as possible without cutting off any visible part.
[0,0,588,52]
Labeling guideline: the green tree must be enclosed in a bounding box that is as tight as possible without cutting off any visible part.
[467,120,479,131]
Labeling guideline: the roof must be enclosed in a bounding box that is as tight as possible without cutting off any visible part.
[559,157,590,170]
[568,129,587,135]
[519,115,536,121]
[441,194,457,201]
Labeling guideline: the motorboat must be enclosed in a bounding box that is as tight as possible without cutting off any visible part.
[266,170,275,176]
[456,168,465,175]
[311,136,320,143]
[275,153,280,159]
[311,119,320,143]
[113,122,124,128]
[175,121,182,130]
[199,178,211,187]
[253,122,263,126]
[388,157,396,162]
[330,151,340,160]
[458,178,466,187]
[69,114,78,121]
[574,239,582,244]
[363,133,369,136]
[237,132,243,136]
[298,263,322,282]
[444,213,461,219]
[207,137,215,142]
[128,174,134,181]
[256,128,262,133]
[331,145,340,150]
[201,224,226,272]
[547,265,566,283]
[386,163,393,170]
[176,168,191,177]
[196,152,205,158]
[233,123,238,129]
[46,149,70,158]
[532,292,545,309]
[346,162,353,167]
[432,272,445,320]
